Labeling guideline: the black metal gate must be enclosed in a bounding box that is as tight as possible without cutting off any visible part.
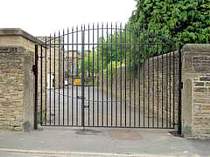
[34,23,182,130]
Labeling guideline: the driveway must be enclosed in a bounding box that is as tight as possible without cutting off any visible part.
[44,85,168,128]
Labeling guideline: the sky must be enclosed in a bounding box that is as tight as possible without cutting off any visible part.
[0,0,136,36]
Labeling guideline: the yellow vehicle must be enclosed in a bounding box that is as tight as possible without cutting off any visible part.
[73,78,81,86]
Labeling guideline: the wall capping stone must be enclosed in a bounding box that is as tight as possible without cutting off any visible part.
[182,44,210,53]
[0,28,44,45]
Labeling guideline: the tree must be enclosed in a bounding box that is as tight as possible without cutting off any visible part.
[129,0,210,47]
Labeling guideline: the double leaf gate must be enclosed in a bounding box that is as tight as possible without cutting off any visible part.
[34,23,182,130]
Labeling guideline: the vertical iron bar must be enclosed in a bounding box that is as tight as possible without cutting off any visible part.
[83,25,86,127]
[40,45,43,125]
[81,25,87,127]
[147,56,150,127]
[166,52,168,128]
[58,32,61,125]
[97,23,100,126]
[178,46,182,134]
[76,26,78,126]
[124,25,127,127]
[133,32,136,127]
[71,27,74,126]
[101,24,104,126]
[53,34,56,125]
[44,38,47,125]
[67,28,70,125]
[92,24,95,126]
[62,30,65,126]
[115,24,118,126]
[34,45,38,129]
[173,50,175,128]
[49,35,52,125]
[161,50,164,128]
[129,30,132,127]
[106,23,109,126]
[87,24,90,126]
[110,23,113,126]
[143,48,145,127]
[138,33,141,127]
[152,48,155,127]
[120,23,123,127]
[81,26,85,127]
[169,51,172,128]
[156,45,159,128]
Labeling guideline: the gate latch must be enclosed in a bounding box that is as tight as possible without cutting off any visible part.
[180,82,183,89]
[32,65,37,74]
[77,96,85,99]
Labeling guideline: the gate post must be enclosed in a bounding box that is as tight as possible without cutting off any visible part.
[178,45,183,134]
[181,44,210,139]
[81,28,85,127]
[0,28,43,131]
[33,45,39,130]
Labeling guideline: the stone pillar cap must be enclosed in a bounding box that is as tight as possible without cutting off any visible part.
[0,28,44,45]
[182,44,210,52]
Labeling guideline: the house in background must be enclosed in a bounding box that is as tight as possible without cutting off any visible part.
[64,50,81,76]
[36,36,64,89]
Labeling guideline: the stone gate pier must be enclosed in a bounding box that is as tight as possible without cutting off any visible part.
[182,44,210,139]
[0,29,42,131]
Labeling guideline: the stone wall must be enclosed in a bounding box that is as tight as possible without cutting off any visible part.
[182,44,210,138]
[99,51,180,128]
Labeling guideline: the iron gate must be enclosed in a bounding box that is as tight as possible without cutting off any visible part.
[34,23,182,130]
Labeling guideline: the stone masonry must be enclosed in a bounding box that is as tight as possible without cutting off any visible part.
[100,51,180,128]
[182,44,210,138]
[0,47,28,130]
[0,28,43,131]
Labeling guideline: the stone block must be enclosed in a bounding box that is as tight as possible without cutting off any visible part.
[200,76,210,81]
[194,82,204,86]
[194,87,207,93]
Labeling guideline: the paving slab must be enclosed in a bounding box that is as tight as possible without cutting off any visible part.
[0,128,210,157]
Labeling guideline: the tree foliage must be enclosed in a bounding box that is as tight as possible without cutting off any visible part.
[128,0,210,46]
[83,31,128,75]
[81,0,210,77]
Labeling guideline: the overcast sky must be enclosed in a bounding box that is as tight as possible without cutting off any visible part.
[0,0,136,36]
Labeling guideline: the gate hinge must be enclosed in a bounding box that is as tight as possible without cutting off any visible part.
[32,65,37,74]
[180,82,183,89]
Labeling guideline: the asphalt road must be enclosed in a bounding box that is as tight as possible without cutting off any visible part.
[42,85,170,128]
